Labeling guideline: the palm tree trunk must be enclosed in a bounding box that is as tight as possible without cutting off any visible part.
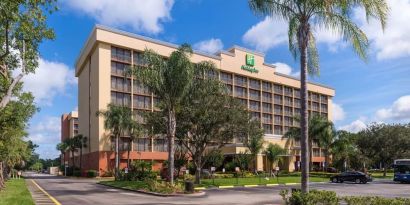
[309,141,313,171]
[299,22,310,193]
[115,135,120,180]
[324,149,329,171]
[71,150,75,169]
[167,109,176,185]
[80,147,83,176]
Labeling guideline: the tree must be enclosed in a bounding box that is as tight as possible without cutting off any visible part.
[0,0,56,109]
[131,44,195,185]
[126,121,143,169]
[249,0,388,193]
[56,142,68,166]
[72,134,87,173]
[63,137,77,170]
[235,151,253,174]
[96,104,133,180]
[317,123,336,171]
[242,120,265,173]
[331,130,363,172]
[203,149,224,171]
[265,143,285,176]
[283,115,333,171]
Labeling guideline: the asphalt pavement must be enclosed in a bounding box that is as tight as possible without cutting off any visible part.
[24,172,410,205]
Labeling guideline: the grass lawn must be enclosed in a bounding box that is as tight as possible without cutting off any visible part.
[0,179,34,205]
[370,172,394,179]
[199,176,329,187]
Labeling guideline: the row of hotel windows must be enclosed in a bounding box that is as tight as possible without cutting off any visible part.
[110,46,329,135]
[111,137,177,152]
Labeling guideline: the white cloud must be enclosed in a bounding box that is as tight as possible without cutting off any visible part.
[354,0,410,60]
[21,58,76,106]
[332,103,346,122]
[28,116,61,159]
[272,62,299,77]
[242,17,344,52]
[375,95,410,121]
[242,17,288,52]
[339,119,367,133]
[193,38,223,54]
[65,0,174,34]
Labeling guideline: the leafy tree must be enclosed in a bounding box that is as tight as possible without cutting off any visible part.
[242,120,265,173]
[203,149,224,171]
[131,44,195,185]
[331,130,364,172]
[249,0,388,193]
[0,0,56,108]
[126,121,144,169]
[283,115,332,171]
[265,143,285,176]
[235,151,252,173]
[96,104,133,180]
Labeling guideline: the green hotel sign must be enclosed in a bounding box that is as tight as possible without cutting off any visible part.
[241,54,259,73]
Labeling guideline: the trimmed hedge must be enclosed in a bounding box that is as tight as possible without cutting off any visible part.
[342,196,410,205]
[86,170,98,178]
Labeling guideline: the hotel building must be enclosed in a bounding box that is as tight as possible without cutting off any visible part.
[60,111,79,165]
[74,25,335,175]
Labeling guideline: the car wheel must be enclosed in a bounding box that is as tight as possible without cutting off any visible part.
[355,179,361,184]
[332,178,338,183]
[361,180,367,184]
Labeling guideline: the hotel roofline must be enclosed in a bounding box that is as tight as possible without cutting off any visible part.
[75,24,334,92]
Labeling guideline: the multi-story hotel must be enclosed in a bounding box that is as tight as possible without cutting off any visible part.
[73,25,335,175]
[60,111,79,165]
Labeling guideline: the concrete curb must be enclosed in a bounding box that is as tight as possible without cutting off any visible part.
[98,182,206,197]
[196,181,329,190]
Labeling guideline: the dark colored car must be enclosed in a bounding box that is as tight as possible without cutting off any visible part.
[330,171,372,184]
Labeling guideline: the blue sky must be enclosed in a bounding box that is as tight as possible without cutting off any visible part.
[27,0,410,159]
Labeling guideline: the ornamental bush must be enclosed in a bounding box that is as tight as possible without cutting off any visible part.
[280,189,339,205]
[342,196,410,205]
[86,170,97,178]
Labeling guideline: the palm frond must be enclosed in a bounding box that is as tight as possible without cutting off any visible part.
[249,0,297,21]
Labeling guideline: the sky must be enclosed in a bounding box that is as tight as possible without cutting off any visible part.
[26,0,410,159]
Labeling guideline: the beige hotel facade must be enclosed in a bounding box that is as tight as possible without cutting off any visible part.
[74,25,335,175]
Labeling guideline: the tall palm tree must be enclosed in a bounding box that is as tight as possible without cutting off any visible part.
[72,134,87,174]
[126,121,143,169]
[283,115,332,171]
[63,137,77,170]
[96,104,133,180]
[265,143,285,176]
[249,0,388,192]
[131,44,195,185]
[317,123,336,171]
[243,120,265,173]
[56,142,68,167]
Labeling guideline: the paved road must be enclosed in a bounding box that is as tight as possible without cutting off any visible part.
[25,172,410,205]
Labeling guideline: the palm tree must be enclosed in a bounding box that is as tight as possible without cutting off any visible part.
[63,138,77,169]
[243,120,265,174]
[283,115,332,171]
[126,121,143,169]
[265,143,285,176]
[317,124,336,171]
[72,134,87,174]
[96,104,133,180]
[131,44,195,185]
[56,142,68,169]
[249,0,388,193]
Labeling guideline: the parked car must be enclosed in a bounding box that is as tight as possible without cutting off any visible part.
[330,171,372,184]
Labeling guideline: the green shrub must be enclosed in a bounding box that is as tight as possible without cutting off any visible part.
[86,170,97,178]
[280,189,339,205]
[213,173,235,178]
[101,170,114,177]
[342,196,410,205]
[224,162,236,172]
[145,179,184,194]
[73,170,81,177]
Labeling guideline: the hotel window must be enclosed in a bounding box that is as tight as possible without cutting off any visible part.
[274,105,283,115]
[321,95,328,103]
[263,124,273,134]
[321,113,328,119]
[312,102,319,111]
[111,77,131,92]
[274,126,283,135]
[119,137,131,151]
[154,138,168,152]
[284,106,293,116]
[133,80,150,95]
[283,126,290,134]
[249,79,260,90]
[235,86,247,98]
[313,148,321,157]
[312,93,319,102]
[224,84,233,95]
[207,69,218,79]
[221,72,233,84]
[262,81,272,92]
[134,138,151,151]
[284,96,293,106]
[133,51,146,65]
[284,116,293,126]
[134,96,151,109]
[294,98,301,108]
[312,111,320,117]
[249,100,260,111]
[274,115,282,124]
[133,110,146,123]
[249,90,260,101]
[235,75,247,87]
[274,94,283,105]
[237,98,248,107]
[262,92,272,102]
[111,62,129,76]
[153,97,161,110]
[294,89,300,98]
[111,47,131,63]
[262,103,272,113]
[262,113,272,124]
[284,87,293,96]
[321,103,328,113]
[74,124,79,129]
[250,112,260,121]
[274,84,283,94]
[111,92,131,107]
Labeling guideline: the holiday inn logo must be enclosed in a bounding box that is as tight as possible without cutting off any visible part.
[246,54,255,66]
[241,54,258,73]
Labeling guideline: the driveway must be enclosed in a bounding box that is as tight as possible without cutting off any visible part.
[24,172,410,205]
